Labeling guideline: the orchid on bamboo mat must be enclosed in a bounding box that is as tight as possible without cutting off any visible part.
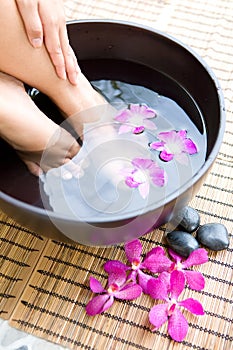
[86,239,208,342]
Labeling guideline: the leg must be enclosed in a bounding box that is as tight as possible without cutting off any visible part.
[0,0,106,175]
[0,0,105,132]
[0,72,80,176]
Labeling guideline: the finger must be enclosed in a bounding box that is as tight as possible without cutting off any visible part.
[65,46,79,85]
[39,2,67,81]
[60,27,79,85]
[66,139,80,159]
[44,25,67,80]
[15,0,43,48]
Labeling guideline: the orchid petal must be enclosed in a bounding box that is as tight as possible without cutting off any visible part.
[184,270,205,291]
[178,130,187,139]
[158,130,176,142]
[139,181,150,198]
[129,104,141,114]
[127,270,137,284]
[101,295,115,312]
[125,176,140,188]
[184,138,198,154]
[143,119,157,130]
[89,277,105,294]
[118,124,133,134]
[115,283,142,300]
[182,248,208,268]
[137,270,153,293]
[104,260,128,273]
[174,153,189,165]
[160,150,174,162]
[170,270,185,300]
[147,277,168,301]
[119,167,133,177]
[133,126,145,134]
[129,104,156,119]
[142,252,171,273]
[168,249,183,263]
[146,246,166,258]
[138,104,156,117]
[132,157,154,169]
[147,109,157,118]
[150,168,167,187]
[179,298,205,315]
[145,107,156,116]
[149,141,165,151]
[86,294,111,316]
[125,239,142,263]
[149,304,168,330]
[108,267,127,287]
[159,271,171,291]
[114,110,130,122]
[168,308,188,342]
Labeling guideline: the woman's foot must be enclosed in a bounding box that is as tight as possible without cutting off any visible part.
[0,72,80,176]
[47,72,109,139]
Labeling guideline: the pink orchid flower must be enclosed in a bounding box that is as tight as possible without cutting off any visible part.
[120,157,167,199]
[86,267,142,316]
[150,130,198,164]
[104,240,170,293]
[168,248,208,290]
[148,270,205,342]
[115,104,157,134]
[146,246,208,291]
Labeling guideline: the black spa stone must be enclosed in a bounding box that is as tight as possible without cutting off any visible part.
[166,230,200,257]
[176,206,200,233]
[196,223,229,251]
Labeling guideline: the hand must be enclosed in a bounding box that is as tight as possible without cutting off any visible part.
[15,0,79,85]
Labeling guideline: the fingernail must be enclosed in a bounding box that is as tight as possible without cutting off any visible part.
[61,70,67,80]
[31,38,42,48]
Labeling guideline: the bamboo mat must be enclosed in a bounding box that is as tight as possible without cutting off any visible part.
[0,0,233,349]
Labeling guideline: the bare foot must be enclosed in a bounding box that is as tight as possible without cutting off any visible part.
[0,72,80,176]
[47,72,109,138]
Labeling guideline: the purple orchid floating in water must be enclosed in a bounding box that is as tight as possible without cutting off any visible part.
[148,270,205,342]
[145,246,208,291]
[150,129,198,164]
[115,104,157,134]
[120,157,167,199]
[86,267,142,316]
[104,239,169,293]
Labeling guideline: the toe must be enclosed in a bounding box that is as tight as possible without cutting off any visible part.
[24,160,43,177]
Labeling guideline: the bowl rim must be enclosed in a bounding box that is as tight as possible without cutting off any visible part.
[0,19,226,223]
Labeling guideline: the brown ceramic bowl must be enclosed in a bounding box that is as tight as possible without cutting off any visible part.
[0,20,225,246]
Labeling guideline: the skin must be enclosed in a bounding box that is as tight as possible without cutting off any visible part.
[0,0,105,176]
[15,0,79,85]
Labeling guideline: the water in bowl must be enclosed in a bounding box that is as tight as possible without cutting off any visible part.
[40,78,207,221]
[0,59,207,220]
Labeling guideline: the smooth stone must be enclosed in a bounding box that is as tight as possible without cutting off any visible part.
[196,223,229,251]
[166,230,200,257]
[176,206,200,233]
